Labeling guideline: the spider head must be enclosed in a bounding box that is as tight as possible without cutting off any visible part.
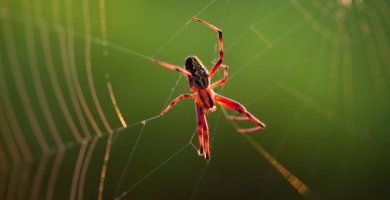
[185,56,209,89]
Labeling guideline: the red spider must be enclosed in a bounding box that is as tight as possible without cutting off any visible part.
[152,17,266,160]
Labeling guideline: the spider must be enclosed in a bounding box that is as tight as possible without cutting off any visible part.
[151,17,266,160]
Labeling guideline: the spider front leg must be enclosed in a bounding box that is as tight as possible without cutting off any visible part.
[215,95,266,133]
[192,17,223,78]
[196,104,210,160]
[150,58,192,77]
[160,93,195,116]
[211,64,228,89]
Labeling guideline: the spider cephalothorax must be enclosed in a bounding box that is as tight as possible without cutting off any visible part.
[152,17,266,160]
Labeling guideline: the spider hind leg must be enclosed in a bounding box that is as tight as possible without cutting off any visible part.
[216,94,266,133]
[196,104,210,160]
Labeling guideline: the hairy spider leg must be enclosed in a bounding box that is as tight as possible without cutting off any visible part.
[192,17,223,78]
[203,119,210,160]
[211,64,228,88]
[215,95,266,133]
[160,93,195,116]
[195,105,205,156]
[151,58,192,77]
[196,104,210,160]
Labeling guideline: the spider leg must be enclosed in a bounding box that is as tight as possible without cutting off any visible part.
[160,93,195,116]
[211,64,228,89]
[151,58,192,77]
[196,104,210,160]
[215,94,266,133]
[195,105,205,157]
[203,116,210,160]
[192,17,223,78]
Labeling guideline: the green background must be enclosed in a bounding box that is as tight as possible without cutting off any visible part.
[1,0,389,199]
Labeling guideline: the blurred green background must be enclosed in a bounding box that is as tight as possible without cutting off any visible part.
[1,0,390,199]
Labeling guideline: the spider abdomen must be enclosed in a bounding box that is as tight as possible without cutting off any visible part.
[185,56,209,89]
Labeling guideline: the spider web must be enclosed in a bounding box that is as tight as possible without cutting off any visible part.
[1,0,390,200]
